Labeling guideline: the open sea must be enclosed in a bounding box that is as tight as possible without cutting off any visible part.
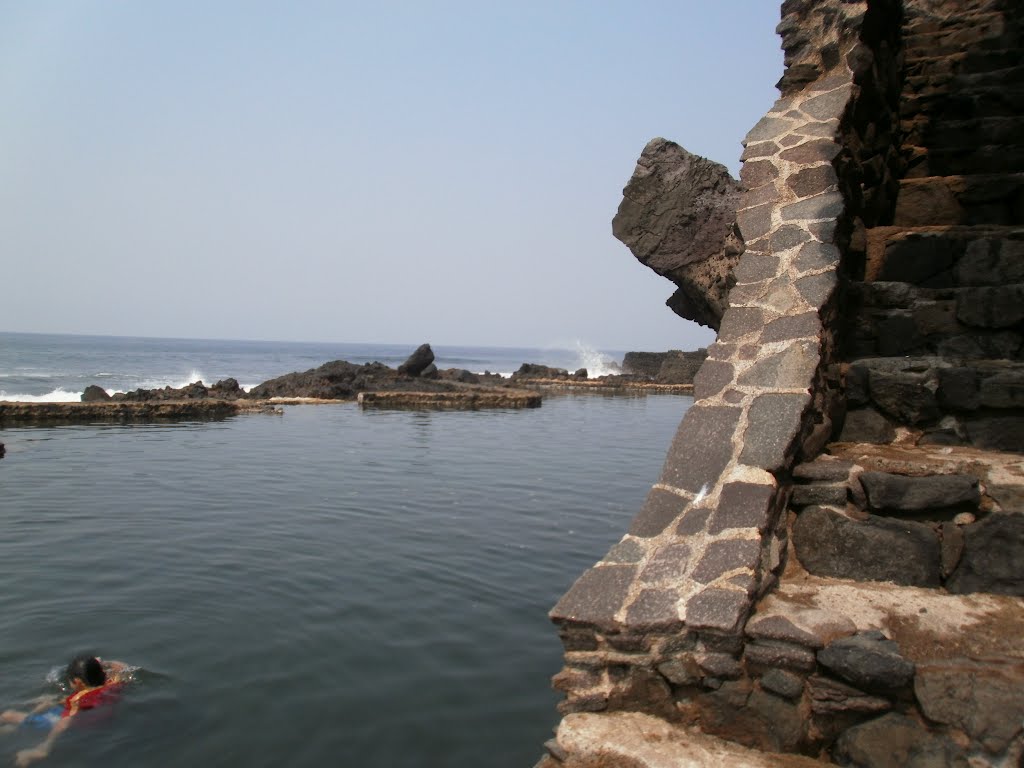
[0,332,692,768]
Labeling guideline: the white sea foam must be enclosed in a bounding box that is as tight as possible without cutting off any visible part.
[572,341,621,377]
[0,388,82,403]
[137,369,207,391]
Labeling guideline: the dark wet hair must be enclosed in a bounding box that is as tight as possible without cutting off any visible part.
[67,655,106,687]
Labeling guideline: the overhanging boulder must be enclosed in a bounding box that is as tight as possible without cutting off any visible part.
[613,138,744,330]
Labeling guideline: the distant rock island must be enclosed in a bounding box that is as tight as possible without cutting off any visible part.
[0,343,701,426]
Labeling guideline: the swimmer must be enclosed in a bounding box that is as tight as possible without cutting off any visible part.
[1,655,130,767]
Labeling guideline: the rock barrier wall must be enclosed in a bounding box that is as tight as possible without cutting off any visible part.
[544,1,1024,765]
[548,0,901,722]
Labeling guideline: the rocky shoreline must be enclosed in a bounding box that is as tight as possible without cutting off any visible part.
[0,343,698,426]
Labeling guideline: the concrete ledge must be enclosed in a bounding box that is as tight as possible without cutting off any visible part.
[0,399,257,425]
[357,389,541,410]
[544,712,823,768]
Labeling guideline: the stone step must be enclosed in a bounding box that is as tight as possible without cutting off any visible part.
[900,83,1024,120]
[904,143,1024,178]
[904,62,1024,96]
[893,173,1024,227]
[902,115,1024,153]
[755,556,1024,659]
[903,6,1014,38]
[846,284,1024,361]
[837,358,1024,449]
[904,48,1024,78]
[539,711,826,768]
[743,565,1024,761]
[864,225,1024,285]
[903,15,1019,60]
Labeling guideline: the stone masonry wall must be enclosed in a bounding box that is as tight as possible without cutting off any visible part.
[547,0,903,727]
[542,2,1024,765]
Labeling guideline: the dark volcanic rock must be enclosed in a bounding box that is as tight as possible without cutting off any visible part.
[859,472,980,517]
[622,350,708,384]
[657,350,708,384]
[792,506,941,587]
[914,660,1024,754]
[209,378,244,398]
[113,381,214,402]
[622,352,666,378]
[613,138,744,330]
[511,363,571,380]
[817,631,915,693]
[81,385,112,402]
[438,368,480,384]
[838,408,897,443]
[833,712,968,768]
[247,360,399,400]
[397,344,435,377]
[946,512,1024,595]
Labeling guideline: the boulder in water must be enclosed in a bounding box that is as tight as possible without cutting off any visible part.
[398,344,435,377]
[81,385,112,403]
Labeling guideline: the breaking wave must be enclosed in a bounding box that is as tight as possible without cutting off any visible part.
[571,342,622,377]
[0,388,82,403]
[137,369,207,391]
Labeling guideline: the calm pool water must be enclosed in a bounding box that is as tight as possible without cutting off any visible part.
[0,394,691,767]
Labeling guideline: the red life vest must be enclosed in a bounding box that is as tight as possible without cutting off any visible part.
[62,683,122,718]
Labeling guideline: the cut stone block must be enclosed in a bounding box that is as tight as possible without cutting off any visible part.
[659,405,742,494]
[914,660,1024,754]
[708,482,777,535]
[792,506,941,587]
[550,565,636,627]
[817,630,915,693]
[946,512,1024,595]
[739,393,812,471]
[859,471,980,515]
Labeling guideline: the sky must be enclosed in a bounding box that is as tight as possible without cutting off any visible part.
[0,1,783,352]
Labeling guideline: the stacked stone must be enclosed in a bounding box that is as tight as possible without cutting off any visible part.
[790,452,1024,594]
[763,0,1024,764]
[546,0,876,729]
[841,0,1024,450]
[542,0,1024,765]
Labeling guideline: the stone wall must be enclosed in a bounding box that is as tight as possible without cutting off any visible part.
[543,0,1024,765]
[548,0,895,727]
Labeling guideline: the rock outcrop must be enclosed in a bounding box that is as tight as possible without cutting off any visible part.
[612,138,745,330]
[113,378,246,402]
[246,360,408,400]
[510,364,588,382]
[397,343,435,376]
[81,385,111,402]
[622,350,709,384]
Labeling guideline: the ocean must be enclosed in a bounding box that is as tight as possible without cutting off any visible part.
[0,332,628,403]
[0,332,692,768]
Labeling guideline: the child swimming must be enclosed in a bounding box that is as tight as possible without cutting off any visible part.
[1,655,131,767]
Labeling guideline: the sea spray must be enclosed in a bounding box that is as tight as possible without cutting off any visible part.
[137,368,208,392]
[572,341,622,378]
[0,388,82,403]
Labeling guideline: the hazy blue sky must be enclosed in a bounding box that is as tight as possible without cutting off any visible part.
[1,2,783,352]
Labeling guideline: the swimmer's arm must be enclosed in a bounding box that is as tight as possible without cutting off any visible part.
[14,717,70,767]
